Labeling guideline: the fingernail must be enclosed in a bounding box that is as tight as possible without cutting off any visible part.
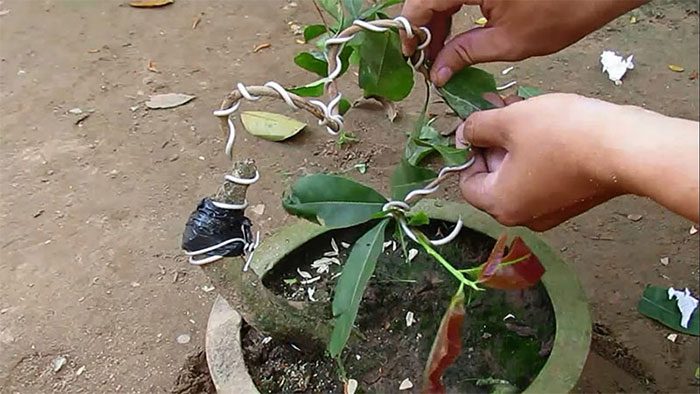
[435,66,453,87]
[455,123,466,148]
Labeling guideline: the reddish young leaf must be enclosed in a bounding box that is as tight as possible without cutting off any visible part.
[422,290,466,394]
[478,234,545,290]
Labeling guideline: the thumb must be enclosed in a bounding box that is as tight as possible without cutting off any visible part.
[460,109,510,149]
[459,170,497,215]
[431,27,511,86]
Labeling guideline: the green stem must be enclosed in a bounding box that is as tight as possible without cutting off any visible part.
[414,231,481,291]
[460,254,532,279]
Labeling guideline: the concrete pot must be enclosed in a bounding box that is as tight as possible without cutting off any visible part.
[205,200,592,393]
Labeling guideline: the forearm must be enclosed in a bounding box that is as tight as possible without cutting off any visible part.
[603,106,700,222]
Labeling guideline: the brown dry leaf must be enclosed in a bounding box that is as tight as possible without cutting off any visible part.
[689,70,698,80]
[128,0,174,8]
[147,60,160,73]
[668,64,685,72]
[192,15,201,29]
[253,43,271,53]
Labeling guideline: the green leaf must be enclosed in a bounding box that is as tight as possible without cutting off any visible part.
[405,137,436,166]
[438,67,497,119]
[390,159,436,200]
[288,79,326,97]
[294,51,328,77]
[407,211,430,226]
[329,219,390,357]
[517,85,543,99]
[343,0,364,19]
[638,285,699,336]
[433,145,470,166]
[339,98,351,115]
[303,24,327,42]
[294,47,353,78]
[360,0,403,19]
[318,0,342,21]
[282,174,388,228]
[357,30,414,101]
[240,111,306,142]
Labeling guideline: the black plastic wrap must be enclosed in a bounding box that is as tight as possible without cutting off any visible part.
[181,197,252,258]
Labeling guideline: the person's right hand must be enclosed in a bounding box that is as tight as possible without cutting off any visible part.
[456,93,700,230]
[401,0,648,86]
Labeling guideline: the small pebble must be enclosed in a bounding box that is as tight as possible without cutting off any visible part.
[176,334,191,344]
[660,257,669,266]
[626,213,643,222]
[52,356,67,373]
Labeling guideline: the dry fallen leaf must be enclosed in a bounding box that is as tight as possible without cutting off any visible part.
[253,43,271,53]
[129,0,174,8]
[668,64,685,72]
[147,59,160,73]
[689,70,698,81]
[145,93,195,109]
[192,15,201,29]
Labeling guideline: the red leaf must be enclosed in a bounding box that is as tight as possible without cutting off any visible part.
[422,290,465,394]
[478,235,545,290]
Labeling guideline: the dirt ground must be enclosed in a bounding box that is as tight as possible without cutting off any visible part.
[0,0,698,393]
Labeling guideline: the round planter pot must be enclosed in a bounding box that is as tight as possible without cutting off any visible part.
[205,199,592,393]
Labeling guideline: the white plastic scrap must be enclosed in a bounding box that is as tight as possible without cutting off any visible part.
[346,379,359,394]
[407,248,419,262]
[399,378,414,390]
[405,311,416,327]
[667,287,699,328]
[600,50,634,85]
[307,287,317,302]
[297,268,312,279]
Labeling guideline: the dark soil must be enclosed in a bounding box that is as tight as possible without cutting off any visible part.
[242,221,556,393]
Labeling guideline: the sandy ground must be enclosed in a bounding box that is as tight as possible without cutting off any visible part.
[0,0,698,393]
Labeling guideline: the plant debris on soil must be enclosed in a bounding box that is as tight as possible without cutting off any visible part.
[171,349,215,394]
[242,222,555,393]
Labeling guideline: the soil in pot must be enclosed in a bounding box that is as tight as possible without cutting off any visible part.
[242,221,556,393]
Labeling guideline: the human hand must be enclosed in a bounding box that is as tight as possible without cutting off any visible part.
[456,93,627,231]
[401,0,647,86]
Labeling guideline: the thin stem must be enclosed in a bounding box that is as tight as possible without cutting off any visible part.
[311,0,332,33]
[415,231,481,291]
[460,254,532,279]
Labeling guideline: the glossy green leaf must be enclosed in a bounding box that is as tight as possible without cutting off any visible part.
[240,111,306,142]
[294,51,328,77]
[339,98,351,115]
[288,79,326,97]
[390,159,436,200]
[438,67,497,118]
[405,137,436,166]
[303,24,327,42]
[638,285,699,336]
[357,30,414,101]
[517,85,543,99]
[282,174,387,228]
[329,219,390,358]
[294,47,353,78]
[433,145,470,166]
[407,211,430,226]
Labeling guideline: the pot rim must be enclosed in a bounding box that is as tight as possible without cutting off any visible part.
[241,199,591,393]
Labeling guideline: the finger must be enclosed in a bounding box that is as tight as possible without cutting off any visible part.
[503,94,524,106]
[482,92,505,108]
[430,27,513,86]
[425,8,458,61]
[462,108,510,148]
[459,170,497,214]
